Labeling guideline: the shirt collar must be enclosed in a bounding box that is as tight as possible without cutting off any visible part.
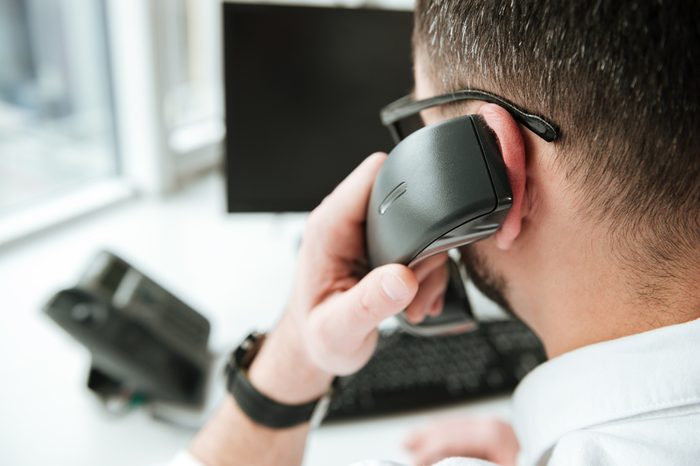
[512,317,700,464]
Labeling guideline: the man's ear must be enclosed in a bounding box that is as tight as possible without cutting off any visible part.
[478,103,527,250]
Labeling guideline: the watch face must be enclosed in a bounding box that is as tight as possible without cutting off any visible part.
[235,332,266,369]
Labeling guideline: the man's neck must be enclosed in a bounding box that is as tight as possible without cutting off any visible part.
[534,267,700,358]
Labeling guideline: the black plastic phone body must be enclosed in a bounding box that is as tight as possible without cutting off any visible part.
[366,115,512,336]
[44,251,211,406]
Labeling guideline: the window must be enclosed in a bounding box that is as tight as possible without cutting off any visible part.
[0,0,224,245]
[0,0,118,219]
[155,0,224,159]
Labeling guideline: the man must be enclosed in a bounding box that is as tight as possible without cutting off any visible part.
[182,1,700,464]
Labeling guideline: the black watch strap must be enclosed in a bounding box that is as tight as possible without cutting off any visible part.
[225,332,332,429]
[228,367,320,428]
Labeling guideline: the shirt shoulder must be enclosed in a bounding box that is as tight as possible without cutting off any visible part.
[545,410,700,466]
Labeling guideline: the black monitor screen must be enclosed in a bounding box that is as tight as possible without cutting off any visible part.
[223,3,414,212]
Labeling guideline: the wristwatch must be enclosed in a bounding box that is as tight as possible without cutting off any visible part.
[225,331,333,429]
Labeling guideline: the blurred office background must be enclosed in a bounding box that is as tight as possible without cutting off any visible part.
[0,0,224,245]
[0,3,229,462]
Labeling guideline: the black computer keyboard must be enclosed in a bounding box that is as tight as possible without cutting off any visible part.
[324,320,546,422]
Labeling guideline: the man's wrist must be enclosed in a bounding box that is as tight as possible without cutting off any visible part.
[246,317,333,405]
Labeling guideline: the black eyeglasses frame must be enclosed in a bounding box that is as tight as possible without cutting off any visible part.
[380,88,560,144]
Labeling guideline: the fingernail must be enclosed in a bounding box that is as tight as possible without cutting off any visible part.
[382,273,410,301]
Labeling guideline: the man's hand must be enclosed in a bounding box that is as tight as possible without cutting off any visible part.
[191,153,449,466]
[248,152,449,404]
[404,417,519,466]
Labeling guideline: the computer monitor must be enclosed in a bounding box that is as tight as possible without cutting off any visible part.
[223,2,414,212]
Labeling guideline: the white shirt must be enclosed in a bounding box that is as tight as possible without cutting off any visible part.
[511,317,700,465]
[172,318,700,466]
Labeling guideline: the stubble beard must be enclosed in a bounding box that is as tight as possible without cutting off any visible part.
[460,245,517,318]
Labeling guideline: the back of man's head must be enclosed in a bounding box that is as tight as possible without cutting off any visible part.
[414,0,699,306]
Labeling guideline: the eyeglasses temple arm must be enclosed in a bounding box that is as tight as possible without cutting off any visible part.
[380,89,559,142]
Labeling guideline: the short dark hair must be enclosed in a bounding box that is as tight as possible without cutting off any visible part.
[414,0,700,298]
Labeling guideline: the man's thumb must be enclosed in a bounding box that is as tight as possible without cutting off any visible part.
[308,264,418,375]
[340,264,418,335]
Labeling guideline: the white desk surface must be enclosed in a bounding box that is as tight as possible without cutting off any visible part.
[0,173,512,466]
